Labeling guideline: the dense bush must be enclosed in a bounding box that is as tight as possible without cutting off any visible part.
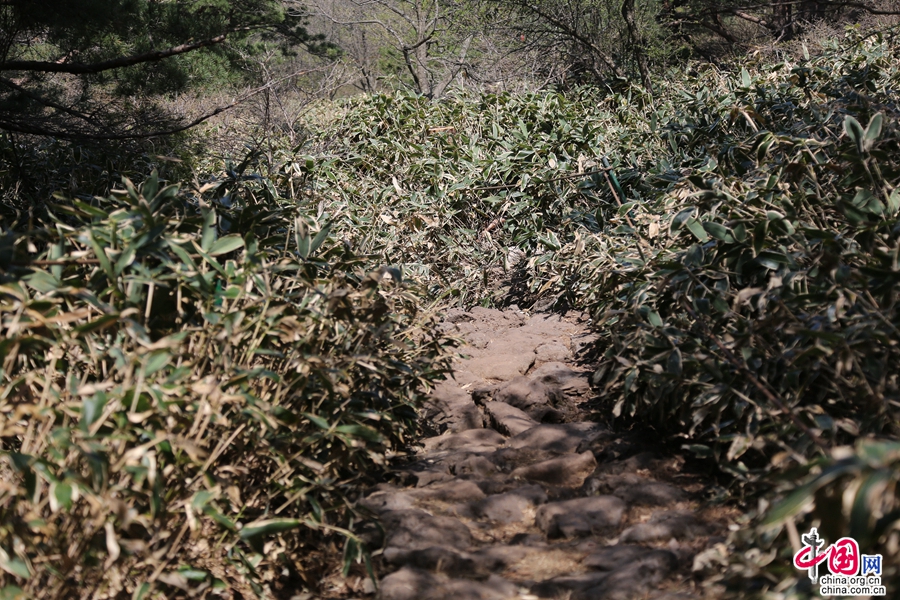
[0,170,450,597]
[582,32,900,594]
[285,28,900,595]
[3,22,900,599]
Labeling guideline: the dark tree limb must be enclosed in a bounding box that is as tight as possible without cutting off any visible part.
[621,0,653,92]
[0,34,229,74]
[0,67,322,140]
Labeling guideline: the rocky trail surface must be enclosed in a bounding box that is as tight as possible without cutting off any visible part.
[358,308,731,600]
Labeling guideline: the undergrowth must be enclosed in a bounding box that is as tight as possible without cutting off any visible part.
[2,25,900,600]
[0,170,450,598]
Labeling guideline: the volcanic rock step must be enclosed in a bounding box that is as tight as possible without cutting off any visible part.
[363,308,724,600]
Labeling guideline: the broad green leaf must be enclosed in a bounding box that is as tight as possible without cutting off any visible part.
[0,586,26,600]
[309,223,332,256]
[72,200,109,219]
[74,313,119,334]
[88,230,116,283]
[142,170,159,201]
[50,482,73,512]
[762,460,859,525]
[702,221,733,242]
[201,209,217,252]
[0,548,31,580]
[179,568,209,581]
[132,583,151,600]
[144,350,171,376]
[81,393,108,431]
[239,518,304,540]
[114,245,136,276]
[24,270,60,293]
[304,413,330,430]
[686,219,709,242]
[849,469,892,546]
[670,207,695,233]
[208,234,244,256]
[863,113,883,151]
[844,115,864,152]
[887,189,900,215]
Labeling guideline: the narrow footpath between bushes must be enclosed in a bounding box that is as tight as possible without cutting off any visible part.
[356,307,735,600]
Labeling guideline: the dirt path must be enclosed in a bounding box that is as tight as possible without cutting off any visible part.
[361,308,728,600]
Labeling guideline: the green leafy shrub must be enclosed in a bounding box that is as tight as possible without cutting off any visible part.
[589,30,900,475]
[576,30,900,596]
[0,170,450,597]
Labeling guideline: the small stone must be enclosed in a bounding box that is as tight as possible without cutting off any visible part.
[472,486,546,523]
[382,510,473,553]
[536,496,627,538]
[466,331,492,349]
[471,545,531,570]
[613,479,688,506]
[423,428,506,452]
[360,489,416,514]
[441,574,518,600]
[451,454,498,477]
[528,362,591,396]
[530,572,609,598]
[383,545,476,575]
[379,567,439,600]
[507,422,605,454]
[464,353,535,382]
[534,341,572,364]
[483,401,540,436]
[411,469,453,488]
[493,376,561,413]
[423,383,483,432]
[410,480,486,503]
[511,451,597,487]
[584,545,677,572]
[620,511,712,543]
[576,550,677,600]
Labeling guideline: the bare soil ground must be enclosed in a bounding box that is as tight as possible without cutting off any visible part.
[334,307,737,600]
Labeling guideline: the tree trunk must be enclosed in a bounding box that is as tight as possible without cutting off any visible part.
[621,0,653,93]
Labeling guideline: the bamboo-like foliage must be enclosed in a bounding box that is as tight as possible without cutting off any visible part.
[0,170,450,597]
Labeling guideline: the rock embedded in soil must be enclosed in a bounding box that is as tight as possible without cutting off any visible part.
[410,479,487,503]
[533,341,572,364]
[373,308,722,600]
[423,428,506,452]
[492,376,562,414]
[360,487,417,514]
[465,353,535,382]
[536,495,627,538]
[472,485,548,523]
[610,477,689,507]
[583,545,678,572]
[483,401,540,436]
[510,450,598,487]
[423,382,483,432]
[382,509,473,553]
[619,510,713,543]
[507,422,605,455]
[528,361,592,397]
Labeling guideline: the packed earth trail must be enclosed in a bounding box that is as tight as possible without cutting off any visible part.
[356,307,733,600]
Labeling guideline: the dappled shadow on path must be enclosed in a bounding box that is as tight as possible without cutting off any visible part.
[361,307,734,600]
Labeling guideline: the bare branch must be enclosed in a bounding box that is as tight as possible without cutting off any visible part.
[0,67,324,139]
